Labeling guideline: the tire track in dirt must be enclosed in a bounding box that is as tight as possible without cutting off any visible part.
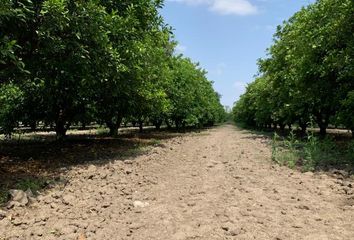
[0,124,353,239]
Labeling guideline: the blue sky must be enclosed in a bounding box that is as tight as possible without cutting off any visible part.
[161,0,314,107]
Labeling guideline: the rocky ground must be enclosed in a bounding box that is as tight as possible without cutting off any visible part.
[0,124,353,240]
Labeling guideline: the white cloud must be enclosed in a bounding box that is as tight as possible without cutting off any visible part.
[175,44,187,54]
[233,81,247,89]
[210,0,258,15]
[171,0,213,5]
[215,63,226,75]
[208,63,227,76]
[169,0,258,16]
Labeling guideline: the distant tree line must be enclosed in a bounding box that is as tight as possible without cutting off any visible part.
[233,0,354,137]
[0,0,225,139]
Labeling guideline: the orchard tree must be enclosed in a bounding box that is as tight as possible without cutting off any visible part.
[93,0,168,135]
[0,0,225,139]
[235,0,354,137]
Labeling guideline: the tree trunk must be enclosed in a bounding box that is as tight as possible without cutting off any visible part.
[319,126,327,137]
[55,120,67,141]
[116,117,123,134]
[182,121,186,132]
[315,113,328,138]
[175,120,181,130]
[108,123,118,136]
[154,120,162,130]
[300,123,307,135]
[55,109,69,140]
[165,119,172,129]
[107,116,122,137]
[30,121,36,131]
[317,120,328,138]
[298,119,307,135]
[139,120,143,133]
[279,123,285,132]
[351,129,354,139]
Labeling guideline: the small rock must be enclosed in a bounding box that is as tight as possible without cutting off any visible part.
[77,233,86,240]
[8,189,30,208]
[62,194,76,205]
[297,205,310,210]
[87,165,97,179]
[133,201,149,208]
[221,225,229,231]
[129,223,143,230]
[292,224,303,229]
[34,214,49,223]
[332,169,347,177]
[102,202,111,208]
[304,172,314,177]
[50,203,58,209]
[25,189,34,198]
[87,165,97,172]
[12,218,25,226]
[0,210,6,220]
[51,192,62,199]
[227,228,243,236]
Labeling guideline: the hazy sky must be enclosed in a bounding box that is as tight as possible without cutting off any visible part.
[161,0,314,107]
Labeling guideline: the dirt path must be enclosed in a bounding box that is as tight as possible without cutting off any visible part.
[1,125,353,240]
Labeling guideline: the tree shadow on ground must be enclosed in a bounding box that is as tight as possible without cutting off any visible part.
[0,127,206,205]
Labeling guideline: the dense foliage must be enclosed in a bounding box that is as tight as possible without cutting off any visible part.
[0,0,225,139]
[233,0,354,137]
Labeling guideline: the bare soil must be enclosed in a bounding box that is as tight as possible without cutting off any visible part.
[0,124,353,240]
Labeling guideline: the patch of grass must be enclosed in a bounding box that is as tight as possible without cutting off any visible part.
[96,127,109,136]
[15,178,48,194]
[150,139,162,146]
[0,177,52,206]
[272,132,299,169]
[273,150,298,169]
[118,144,147,158]
[272,130,353,172]
[0,187,9,205]
[234,121,248,129]
[194,132,210,137]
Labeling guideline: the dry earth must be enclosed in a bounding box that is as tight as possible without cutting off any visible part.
[0,124,353,240]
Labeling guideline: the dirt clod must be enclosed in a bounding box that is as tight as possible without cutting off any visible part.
[7,189,33,208]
